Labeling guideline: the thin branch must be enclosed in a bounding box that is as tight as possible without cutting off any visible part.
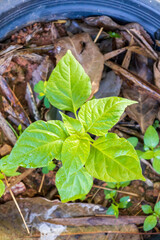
[141,158,160,176]
[38,174,45,192]
[6,168,34,191]
[94,27,104,43]
[93,184,139,197]
[4,175,30,234]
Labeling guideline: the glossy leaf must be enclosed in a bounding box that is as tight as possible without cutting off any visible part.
[104,190,117,199]
[61,134,90,173]
[119,196,131,209]
[78,97,136,136]
[0,155,19,177]
[56,166,93,202]
[85,133,145,182]
[60,112,85,135]
[142,205,153,214]
[44,97,50,108]
[34,80,45,94]
[127,137,138,147]
[153,157,160,174]
[154,201,160,215]
[106,204,119,218]
[143,215,157,231]
[0,180,5,197]
[144,126,159,149]
[141,150,154,160]
[8,120,68,168]
[46,50,91,113]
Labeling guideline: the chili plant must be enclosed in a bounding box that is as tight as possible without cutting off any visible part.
[0,50,145,202]
[142,202,160,231]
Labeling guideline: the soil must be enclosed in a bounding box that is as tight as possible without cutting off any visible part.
[0,17,160,239]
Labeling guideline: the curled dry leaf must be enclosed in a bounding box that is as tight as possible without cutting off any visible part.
[154,59,160,89]
[54,33,104,96]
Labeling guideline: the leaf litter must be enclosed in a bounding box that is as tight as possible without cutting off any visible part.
[0,16,160,239]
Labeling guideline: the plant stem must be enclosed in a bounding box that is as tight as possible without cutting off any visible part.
[4,175,30,234]
[5,119,19,139]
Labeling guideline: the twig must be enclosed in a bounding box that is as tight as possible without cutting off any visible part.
[0,112,17,145]
[141,158,160,176]
[94,27,104,43]
[105,60,160,101]
[6,168,34,191]
[93,184,139,197]
[91,188,100,202]
[38,174,45,192]
[4,175,30,234]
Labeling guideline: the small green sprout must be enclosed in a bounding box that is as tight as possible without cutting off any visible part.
[42,161,56,174]
[106,196,131,218]
[142,202,160,231]
[108,31,121,38]
[34,81,50,108]
[130,125,160,174]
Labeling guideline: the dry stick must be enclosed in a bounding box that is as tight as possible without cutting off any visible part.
[93,184,139,197]
[140,158,160,176]
[4,175,30,234]
[38,174,45,192]
[105,60,160,101]
[6,168,34,191]
[94,27,104,43]
[104,47,128,61]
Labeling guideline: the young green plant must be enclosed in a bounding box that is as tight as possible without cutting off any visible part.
[142,202,160,231]
[0,50,145,202]
[128,124,160,174]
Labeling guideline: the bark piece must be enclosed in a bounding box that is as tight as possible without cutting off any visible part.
[0,144,12,157]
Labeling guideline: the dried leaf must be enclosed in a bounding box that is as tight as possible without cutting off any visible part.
[54,33,104,96]
[95,71,122,98]
[154,59,160,89]
[123,88,159,133]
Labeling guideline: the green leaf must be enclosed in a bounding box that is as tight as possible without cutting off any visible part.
[108,31,121,38]
[119,181,130,188]
[153,157,160,174]
[78,97,137,136]
[144,126,159,149]
[56,166,93,202]
[154,201,160,215]
[106,182,117,189]
[136,150,144,159]
[143,215,157,231]
[46,50,91,113]
[44,97,50,108]
[104,190,117,199]
[141,150,154,160]
[85,133,145,182]
[34,81,45,94]
[127,137,138,147]
[61,134,90,173]
[8,120,68,168]
[0,180,5,197]
[119,196,131,208]
[60,112,85,135]
[42,167,49,174]
[142,205,153,214]
[106,204,119,218]
[0,155,19,177]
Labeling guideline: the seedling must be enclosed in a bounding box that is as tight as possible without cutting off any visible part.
[142,202,160,231]
[0,50,144,202]
[128,125,160,174]
[34,81,50,108]
[108,31,121,38]
[106,195,131,218]
[104,181,130,199]
[42,161,56,174]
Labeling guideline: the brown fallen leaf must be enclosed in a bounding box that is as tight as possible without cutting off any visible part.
[54,33,104,96]
[0,144,12,157]
[154,59,160,89]
[123,88,159,133]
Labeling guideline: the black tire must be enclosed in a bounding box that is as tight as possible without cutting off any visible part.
[0,0,160,40]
